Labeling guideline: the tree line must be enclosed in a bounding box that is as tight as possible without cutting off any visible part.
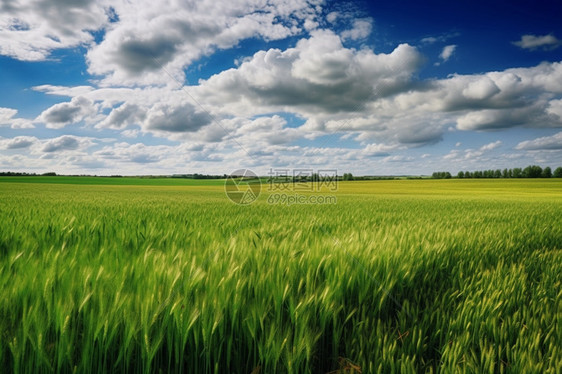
[433,166,562,179]
[0,172,57,176]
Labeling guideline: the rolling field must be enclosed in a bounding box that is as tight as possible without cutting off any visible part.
[0,179,560,373]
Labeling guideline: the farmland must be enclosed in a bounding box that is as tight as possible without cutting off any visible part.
[0,179,560,373]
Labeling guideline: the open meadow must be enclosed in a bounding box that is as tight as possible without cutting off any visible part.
[0,178,560,373]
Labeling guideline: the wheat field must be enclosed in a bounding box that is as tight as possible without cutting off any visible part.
[0,179,560,373]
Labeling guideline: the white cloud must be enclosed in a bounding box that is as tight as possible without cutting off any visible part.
[197,29,424,115]
[1,0,325,85]
[0,108,17,123]
[439,44,456,62]
[42,136,81,152]
[546,99,562,118]
[0,136,38,149]
[37,97,97,128]
[388,62,562,131]
[340,18,372,41]
[0,107,34,128]
[326,11,339,23]
[29,55,562,154]
[480,140,502,151]
[6,19,560,173]
[513,34,561,50]
[144,102,211,133]
[461,77,500,100]
[0,0,110,61]
[516,132,562,150]
[443,141,502,162]
[421,32,460,45]
[84,0,324,86]
[96,103,144,129]
[33,85,95,97]
[363,143,401,157]
[456,104,560,131]
[34,85,221,140]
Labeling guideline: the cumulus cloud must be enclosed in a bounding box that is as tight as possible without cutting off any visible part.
[144,102,211,133]
[386,62,562,131]
[30,55,562,153]
[456,104,560,131]
[516,132,562,150]
[326,11,339,23]
[42,136,80,152]
[233,115,303,146]
[37,97,96,128]
[0,108,19,123]
[0,107,34,128]
[461,77,500,99]
[198,30,424,115]
[84,0,323,85]
[1,0,325,85]
[340,18,372,40]
[0,136,38,149]
[0,0,110,60]
[8,15,562,169]
[513,34,561,50]
[96,103,144,129]
[34,84,221,140]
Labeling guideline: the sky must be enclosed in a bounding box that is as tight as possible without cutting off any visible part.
[1,0,562,176]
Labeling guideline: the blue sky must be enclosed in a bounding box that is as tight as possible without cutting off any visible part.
[1,0,561,175]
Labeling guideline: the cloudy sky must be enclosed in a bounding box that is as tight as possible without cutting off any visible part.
[1,0,562,175]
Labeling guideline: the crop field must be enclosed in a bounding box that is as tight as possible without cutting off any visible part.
[0,179,560,373]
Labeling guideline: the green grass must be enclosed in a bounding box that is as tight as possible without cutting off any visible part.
[0,180,560,373]
[0,176,227,186]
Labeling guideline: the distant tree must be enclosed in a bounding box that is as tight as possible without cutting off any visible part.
[343,173,354,181]
[542,167,552,178]
[494,169,501,178]
[42,172,57,176]
[554,167,562,178]
[501,168,509,178]
[464,171,472,178]
[523,165,542,178]
[512,168,522,178]
[457,171,465,178]
[432,171,452,179]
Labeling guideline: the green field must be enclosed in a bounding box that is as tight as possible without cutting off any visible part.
[0,176,227,186]
[0,179,560,373]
